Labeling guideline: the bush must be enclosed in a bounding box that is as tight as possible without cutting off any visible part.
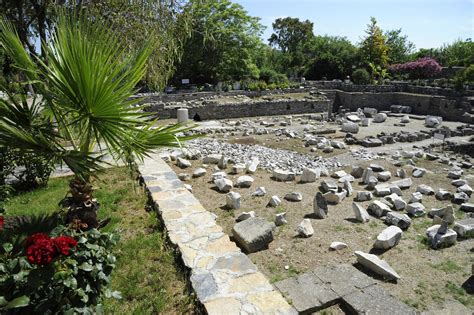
[389,57,442,80]
[0,148,55,199]
[352,69,370,84]
[259,68,288,85]
[0,224,119,313]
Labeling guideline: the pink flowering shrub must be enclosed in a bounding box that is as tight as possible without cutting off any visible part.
[389,58,442,79]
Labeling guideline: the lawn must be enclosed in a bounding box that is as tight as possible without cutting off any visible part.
[4,167,196,314]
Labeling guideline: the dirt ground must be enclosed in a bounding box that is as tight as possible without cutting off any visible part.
[169,154,474,312]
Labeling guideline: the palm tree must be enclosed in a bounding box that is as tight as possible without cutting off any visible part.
[0,13,195,228]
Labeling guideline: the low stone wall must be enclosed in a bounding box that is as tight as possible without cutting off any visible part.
[331,91,472,123]
[138,155,296,314]
[145,99,332,120]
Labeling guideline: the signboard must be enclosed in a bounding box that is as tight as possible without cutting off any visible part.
[181,79,190,84]
[433,133,445,140]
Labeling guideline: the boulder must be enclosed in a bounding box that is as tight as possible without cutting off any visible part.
[353,202,371,223]
[275,212,288,226]
[396,169,408,178]
[435,188,452,200]
[391,178,412,189]
[252,186,266,197]
[236,211,255,222]
[451,179,467,187]
[329,242,348,250]
[214,178,233,193]
[401,115,410,123]
[193,168,207,178]
[416,184,435,195]
[341,122,359,133]
[426,223,457,249]
[355,251,400,280]
[425,116,442,128]
[332,170,348,179]
[412,168,426,178]
[367,176,379,190]
[246,158,259,174]
[461,203,474,212]
[453,192,470,204]
[406,202,426,217]
[323,190,347,204]
[300,168,320,183]
[177,157,192,168]
[361,138,383,147]
[428,205,456,224]
[314,192,329,219]
[231,163,246,174]
[369,164,385,172]
[385,212,412,230]
[236,175,254,188]
[273,169,296,182]
[232,217,275,253]
[377,171,392,182]
[226,191,241,210]
[343,180,353,196]
[321,180,338,193]
[355,191,373,202]
[409,192,423,203]
[374,184,391,197]
[297,219,314,237]
[351,166,364,178]
[453,218,474,238]
[458,184,473,196]
[368,200,391,217]
[284,192,303,202]
[203,154,221,164]
[218,155,227,169]
[374,226,403,249]
[268,195,281,207]
[373,113,387,123]
[362,168,374,185]
[212,171,227,181]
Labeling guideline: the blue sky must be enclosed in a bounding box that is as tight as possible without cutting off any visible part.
[234,0,473,49]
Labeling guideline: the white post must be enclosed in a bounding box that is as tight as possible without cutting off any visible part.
[177,108,189,123]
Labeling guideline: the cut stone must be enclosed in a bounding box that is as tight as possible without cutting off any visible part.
[273,169,295,182]
[368,200,391,217]
[252,186,266,197]
[211,171,227,181]
[374,226,403,249]
[458,184,473,196]
[453,192,470,204]
[193,167,207,178]
[435,188,452,200]
[341,122,359,133]
[374,184,391,197]
[245,157,259,174]
[300,168,320,183]
[343,180,353,196]
[351,166,364,178]
[406,202,426,217]
[453,218,474,238]
[410,191,423,203]
[275,212,288,226]
[214,178,233,193]
[412,168,426,178]
[329,241,348,250]
[268,195,281,207]
[353,202,371,223]
[177,157,192,168]
[314,192,328,219]
[285,192,303,202]
[226,191,241,209]
[461,203,474,212]
[391,178,412,189]
[297,219,314,237]
[236,211,255,222]
[377,171,392,182]
[321,180,338,193]
[231,163,246,174]
[384,212,412,230]
[426,223,457,249]
[203,154,221,164]
[416,184,435,195]
[428,205,455,224]
[323,190,347,204]
[232,217,275,253]
[355,251,400,280]
[355,191,373,201]
[236,175,254,188]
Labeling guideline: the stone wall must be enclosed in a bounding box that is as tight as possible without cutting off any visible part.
[145,99,332,120]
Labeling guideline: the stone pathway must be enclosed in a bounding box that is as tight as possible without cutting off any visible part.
[274,264,416,315]
[138,154,296,315]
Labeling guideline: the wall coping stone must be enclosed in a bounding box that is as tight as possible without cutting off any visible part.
[138,154,296,315]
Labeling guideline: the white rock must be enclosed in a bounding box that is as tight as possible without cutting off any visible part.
[268,195,281,207]
[341,122,359,133]
[416,184,435,195]
[215,178,233,193]
[184,184,192,192]
[353,202,371,223]
[426,224,457,249]
[246,157,259,174]
[368,200,391,217]
[252,186,266,197]
[300,168,320,183]
[377,171,392,182]
[410,192,423,203]
[177,157,192,168]
[329,242,348,250]
[236,175,254,188]
[355,251,400,280]
[285,192,303,202]
[373,113,387,123]
[231,163,246,174]
[356,191,373,201]
[297,219,314,237]
[385,212,411,230]
[203,154,221,164]
[226,191,241,209]
[453,219,474,238]
[236,211,255,222]
[323,190,347,204]
[406,202,426,217]
[275,212,288,226]
[273,169,295,182]
[211,171,227,181]
[193,168,207,178]
[374,226,403,249]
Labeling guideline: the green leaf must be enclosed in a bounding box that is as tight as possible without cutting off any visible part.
[2,243,13,253]
[4,296,30,309]
[78,262,93,272]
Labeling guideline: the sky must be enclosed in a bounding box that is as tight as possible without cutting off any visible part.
[234,0,473,49]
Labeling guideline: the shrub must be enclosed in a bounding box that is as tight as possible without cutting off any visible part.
[0,224,119,313]
[389,57,442,80]
[259,68,288,85]
[352,68,370,84]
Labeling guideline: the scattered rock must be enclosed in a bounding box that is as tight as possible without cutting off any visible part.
[268,195,282,207]
[368,200,391,217]
[297,219,314,237]
[177,157,192,168]
[232,217,275,253]
[461,203,474,212]
[314,192,329,219]
[353,202,371,223]
[435,188,452,200]
[273,169,296,182]
[426,222,457,249]
[384,212,412,230]
[324,190,347,204]
[246,157,259,174]
[406,202,426,217]
[374,226,403,249]
[236,175,254,188]
[252,186,266,197]
[356,191,373,201]
[226,191,241,209]
[275,212,288,226]
[391,178,412,189]
[329,242,348,250]
[355,251,400,280]
[193,168,207,178]
[214,178,233,193]
[412,168,426,178]
[300,168,320,183]
[453,218,474,238]
[285,192,303,202]
[236,211,255,222]
[416,184,435,195]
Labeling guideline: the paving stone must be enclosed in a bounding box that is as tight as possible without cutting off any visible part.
[274,272,339,314]
[190,272,218,302]
[342,284,416,314]
[211,253,257,274]
[232,217,275,253]
[204,297,242,315]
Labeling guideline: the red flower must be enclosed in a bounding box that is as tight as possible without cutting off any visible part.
[0,216,4,230]
[26,237,57,266]
[53,236,77,256]
[25,233,50,247]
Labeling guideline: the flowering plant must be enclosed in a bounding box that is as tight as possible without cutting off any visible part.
[1,224,119,313]
[389,58,442,79]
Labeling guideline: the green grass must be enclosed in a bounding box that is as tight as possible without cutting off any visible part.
[4,167,195,314]
[429,260,463,273]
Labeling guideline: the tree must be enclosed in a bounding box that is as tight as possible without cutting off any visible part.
[303,36,358,80]
[439,39,474,66]
[268,17,314,77]
[385,29,415,64]
[0,13,194,228]
[173,0,263,85]
[359,17,389,70]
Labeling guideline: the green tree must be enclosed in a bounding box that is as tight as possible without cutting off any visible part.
[174,0,264,85]
[359,17,389,70]
[0,13,194,228]
[439,39,474,66]
[385,29,415,64]
[303,36,358,80]
[268,17,314,77]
